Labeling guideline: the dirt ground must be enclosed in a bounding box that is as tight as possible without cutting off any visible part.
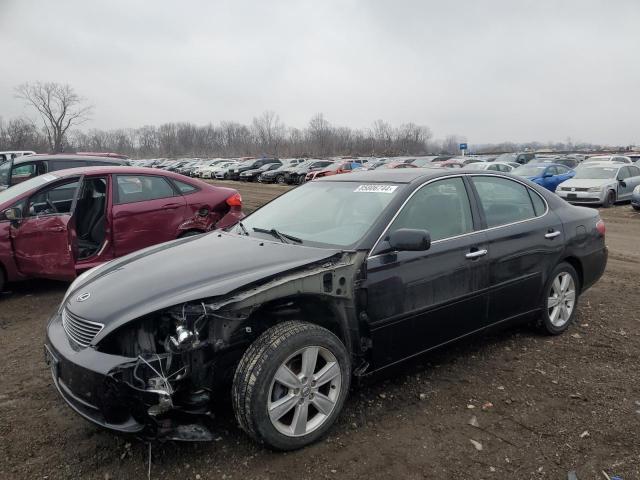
[1,181,639,480]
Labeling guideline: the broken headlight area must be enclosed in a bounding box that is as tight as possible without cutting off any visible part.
[96,303,223,439]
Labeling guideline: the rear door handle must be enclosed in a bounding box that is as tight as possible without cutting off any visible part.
[465,249,488,259]
[545,230,561,239]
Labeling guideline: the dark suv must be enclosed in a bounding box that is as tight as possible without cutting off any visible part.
[227,158,281,181]
[0,154,130,191]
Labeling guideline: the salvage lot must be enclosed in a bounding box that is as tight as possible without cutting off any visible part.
[1,181,639,479]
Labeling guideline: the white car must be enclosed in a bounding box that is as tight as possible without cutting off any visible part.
[0,150,35,162]
[578,155,632,167]
[199,161,237,179]
[464,162,514,172]
[557,163,640,207]
[193,159,228,177]
[201,161,237,180]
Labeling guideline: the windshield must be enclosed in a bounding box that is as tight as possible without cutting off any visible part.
[234,181,401,247]
[465,163,487,170]
[411,158,433,167]
[0,174,55,205]
[514,165,546,176]
[495,153,516,163]
[573,167,618,179]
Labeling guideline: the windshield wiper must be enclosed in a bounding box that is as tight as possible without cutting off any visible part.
[253,227,302,244]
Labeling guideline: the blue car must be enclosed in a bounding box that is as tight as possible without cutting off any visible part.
[513,163,576,192]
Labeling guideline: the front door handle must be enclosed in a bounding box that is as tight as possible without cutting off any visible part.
[162,203,181,209]
[545,230,561,239]
[465,249,488,259]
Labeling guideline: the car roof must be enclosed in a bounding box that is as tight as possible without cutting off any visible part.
[48,165,191,179]
[316,167,456,184]
[525,162,565,168]
[12,154,127,164]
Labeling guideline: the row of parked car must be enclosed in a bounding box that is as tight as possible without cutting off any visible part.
[129,152,640,209]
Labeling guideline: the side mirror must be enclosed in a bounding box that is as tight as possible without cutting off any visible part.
[3,207,22,222]
[619,179,627,187]
[388,228,431,252]
[543,173,553,178]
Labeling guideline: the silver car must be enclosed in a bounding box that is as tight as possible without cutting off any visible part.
[557,163,640,207]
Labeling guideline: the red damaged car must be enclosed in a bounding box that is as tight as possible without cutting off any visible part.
[0,166,243,291]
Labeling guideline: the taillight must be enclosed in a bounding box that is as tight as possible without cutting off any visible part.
[596,219,605,237]
[226,192,242,207]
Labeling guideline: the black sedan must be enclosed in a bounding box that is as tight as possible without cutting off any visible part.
[45,168,607,450]
[239,162,282,182]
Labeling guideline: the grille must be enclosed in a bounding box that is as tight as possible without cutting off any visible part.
[62,309,104,347]
[561,187,589,192]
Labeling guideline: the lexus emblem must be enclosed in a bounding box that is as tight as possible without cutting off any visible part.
[76,292,91,302]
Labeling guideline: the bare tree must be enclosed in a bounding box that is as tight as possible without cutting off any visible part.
[14,82,92,153]
[308,113,332,156]
[251,110,285,155]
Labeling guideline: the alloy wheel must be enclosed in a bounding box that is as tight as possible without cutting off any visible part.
[267,346,342,437]
[547,272,576,327]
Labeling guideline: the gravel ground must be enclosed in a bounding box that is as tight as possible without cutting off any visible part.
[0,182,638,480]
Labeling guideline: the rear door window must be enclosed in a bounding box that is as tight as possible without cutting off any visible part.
[115,175,176,204]
[471,176,538,228]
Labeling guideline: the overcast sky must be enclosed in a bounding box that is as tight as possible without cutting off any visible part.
[1,0,639,144]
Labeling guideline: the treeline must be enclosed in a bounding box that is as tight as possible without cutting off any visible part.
[0,112,436,158]
[0,112,623,159]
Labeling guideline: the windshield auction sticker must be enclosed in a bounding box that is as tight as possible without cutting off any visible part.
[354,184,398,193]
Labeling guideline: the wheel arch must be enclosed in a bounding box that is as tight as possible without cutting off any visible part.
[560,256,583,292]
[244,294,354,354]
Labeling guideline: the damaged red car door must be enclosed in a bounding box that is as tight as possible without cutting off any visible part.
[111,174,187,257]
[10,178,81,280]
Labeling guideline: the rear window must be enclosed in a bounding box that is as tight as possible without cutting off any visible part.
[173,179,198,194]
[50,160,86,170]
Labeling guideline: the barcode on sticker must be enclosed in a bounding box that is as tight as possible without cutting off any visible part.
[354,184,398,193]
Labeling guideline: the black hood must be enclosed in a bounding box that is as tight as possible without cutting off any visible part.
[65,233,341,340]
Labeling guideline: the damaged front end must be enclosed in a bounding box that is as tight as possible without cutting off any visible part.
[46,250,368,442]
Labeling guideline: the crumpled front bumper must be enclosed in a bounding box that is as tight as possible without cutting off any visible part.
[45,312,215,441]
[45,311,146,433]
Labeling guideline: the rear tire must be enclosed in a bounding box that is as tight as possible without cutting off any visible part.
[602,190,615,208]
[232,321,350,451]
[633,205,640,211]
[538,262,579,335]
[0,267,5,293]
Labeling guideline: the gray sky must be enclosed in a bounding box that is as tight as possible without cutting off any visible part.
[1,0,639,144]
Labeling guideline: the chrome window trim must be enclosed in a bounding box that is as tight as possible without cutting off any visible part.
[368,173,550,260]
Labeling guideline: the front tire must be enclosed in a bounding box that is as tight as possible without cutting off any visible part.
[602,190,615,208]
[232,321,350,451]
[0,268,5,293]
[275,174,285,185]
[633,205,640,211]
[539,262,579,335]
